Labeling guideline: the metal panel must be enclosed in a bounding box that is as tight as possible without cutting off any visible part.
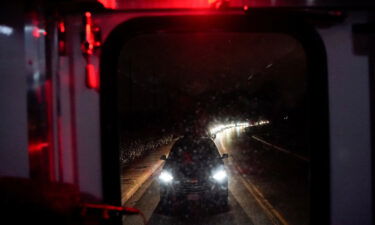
[318,12,373,225]
[65,15,102,199]
[0,1,29,178]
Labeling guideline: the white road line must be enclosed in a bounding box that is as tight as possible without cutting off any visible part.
[217,136,290,225]
[234,164,290,225]
[251,136,309,162]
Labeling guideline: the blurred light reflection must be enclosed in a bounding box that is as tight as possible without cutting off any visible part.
[0,25,13,36]
[210,120,269,135]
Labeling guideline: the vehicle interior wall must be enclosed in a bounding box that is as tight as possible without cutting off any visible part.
[317,12,373,225]
[63,14,102,199]
[0,1,29,178]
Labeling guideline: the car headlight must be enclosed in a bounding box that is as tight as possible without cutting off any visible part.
[159,171,173,183]
[212,169,227,182]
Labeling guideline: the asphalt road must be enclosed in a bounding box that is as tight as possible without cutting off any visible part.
[123,127,309,225]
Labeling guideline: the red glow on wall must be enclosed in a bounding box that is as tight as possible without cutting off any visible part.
[29,142,49,154]
[85,11,91,18]
[58,21,65,33]
[116,0,238,9]
[98,0,117,9]
[329,10,343,16]
[32,27,40,38]
[83,12,95,55]
[45,80,56,182]
[58,21,67,55]
[86,64,100,90]
[59,41,66,54]
[31,27,47,38]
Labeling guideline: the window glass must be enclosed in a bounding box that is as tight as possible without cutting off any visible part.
[118,32,309,225]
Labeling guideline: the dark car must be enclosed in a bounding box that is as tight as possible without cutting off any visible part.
[159,136,229,212]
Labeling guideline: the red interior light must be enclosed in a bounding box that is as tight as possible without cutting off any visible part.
[32,27,40,38]
[29,142,49,154]
[58,21,65,33]
[86,64,100,90]
[97,0,117,9]
[58,21,67,55]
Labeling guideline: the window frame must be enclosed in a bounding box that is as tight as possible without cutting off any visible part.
[100,13,330,224]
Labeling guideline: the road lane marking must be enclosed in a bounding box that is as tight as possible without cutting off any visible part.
[122,160,165,204]
[217,135,290,225]
[234,164,290,225]
[121,142,175,204]
[251,136,309,162]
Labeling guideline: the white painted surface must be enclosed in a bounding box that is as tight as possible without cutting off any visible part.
[66,16,102,198]
[319,13,372,225]
[0,1,29,178]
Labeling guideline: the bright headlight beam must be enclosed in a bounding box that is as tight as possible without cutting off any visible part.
[212,169,227,182]
[159,171,173,183]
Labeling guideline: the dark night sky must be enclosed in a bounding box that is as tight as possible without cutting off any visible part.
[117,32,306,126]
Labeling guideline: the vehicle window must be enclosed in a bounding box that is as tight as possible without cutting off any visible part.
[169,138,220,161]
[118,32,309,225]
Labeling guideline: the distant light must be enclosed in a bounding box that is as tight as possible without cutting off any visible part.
[210,121,250,135]
[0,25,13,36]
[243,5,249,11]
[237,122,249,127]
[210,119,271,135]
